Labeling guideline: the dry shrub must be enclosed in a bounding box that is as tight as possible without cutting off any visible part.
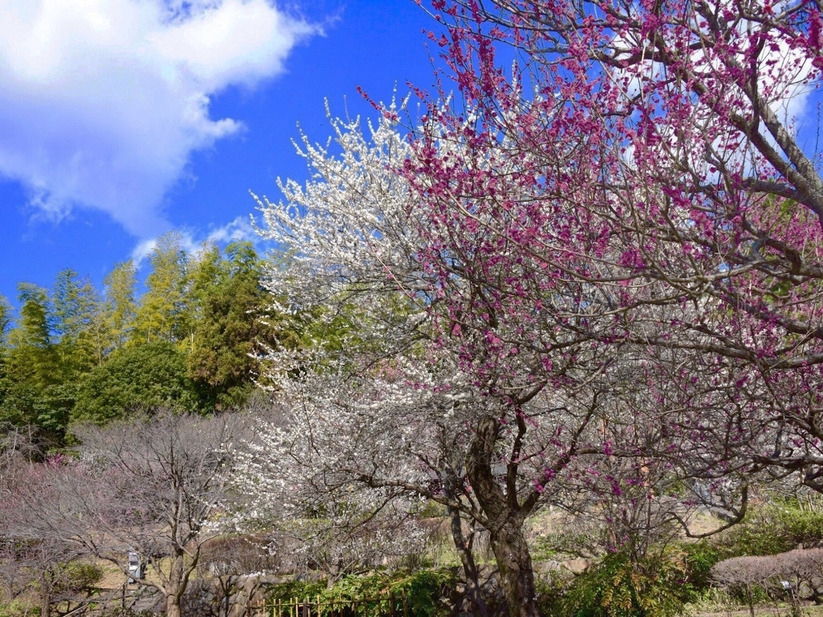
[712,548,823,586]
[711,547,823,603]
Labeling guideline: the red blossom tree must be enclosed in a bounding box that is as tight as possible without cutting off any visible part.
[252,1,823,614]
[391,0,823,613]
[253,107,706,616]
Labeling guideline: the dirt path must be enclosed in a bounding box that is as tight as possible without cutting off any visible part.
[691,603,823,616]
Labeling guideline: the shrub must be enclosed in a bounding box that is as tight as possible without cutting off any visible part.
[680,541,724,596]
[710,554,773,612]
[265,567,457,617]
[265,578,326,605]
[0,599,38,617]
[718,498,823,558]
[560,550,692,617]
[711,548,823,600]
[776,502,823,548]
[51,561,103,595]
[536,567,574,617]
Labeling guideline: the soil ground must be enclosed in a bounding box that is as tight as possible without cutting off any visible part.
[691,602,823,616]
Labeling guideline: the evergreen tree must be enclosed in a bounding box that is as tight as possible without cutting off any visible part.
[72,342,204,425]
[51,269,100,377]
[183,243,223,353]
[8,284,57,388]
[0,295,11,346]
[133,232,190,345]
[1,284,65,441]
[0,294,13,425]
[102,260,137,352]
[187,242,280,408]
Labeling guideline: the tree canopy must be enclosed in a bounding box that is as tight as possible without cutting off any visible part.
[0,237,282,441]
[246,1,823,615]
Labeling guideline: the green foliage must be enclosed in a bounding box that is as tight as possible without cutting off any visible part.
[0,381,77,447]
[265,568,457,617]
[97,610,155,617]
[383,569,456,617]
[186,242,282,408]
[72,342,204,424]
[558,550,691,617]
[0,240,301,439]
[102,260,137,351]
[0,561,103,617]
[0,295,11,345]
[50,560,103,595]
[8,284,57,388]
[569,494,823,616]
[133,232,190,345]
[772,500,823,547]
[718,497,823,557]
[51,269,100,376]
[679,541,723,595]
[0,276,101,441]
[415,500,448,519]
[265,579,327,604]
[0,284,74,441]
[0,599,39,617]
[536,568,573,616]
[720,519,793,558]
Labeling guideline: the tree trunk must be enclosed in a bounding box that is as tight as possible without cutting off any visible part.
[448,504,489,617]
[745,585,755,617]
[166,551,186,617]
[39,572,51,617]
[467,416,542,617]
[166,600,182,617]
[488,517,541,617]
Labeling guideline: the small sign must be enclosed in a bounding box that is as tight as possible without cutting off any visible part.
[128,551,144,584]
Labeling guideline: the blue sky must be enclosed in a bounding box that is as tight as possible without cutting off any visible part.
[0,0,440,304]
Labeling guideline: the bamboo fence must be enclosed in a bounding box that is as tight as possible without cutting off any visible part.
[252,592,410,617]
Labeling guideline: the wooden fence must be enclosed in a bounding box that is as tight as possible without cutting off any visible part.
[252,593,410,617]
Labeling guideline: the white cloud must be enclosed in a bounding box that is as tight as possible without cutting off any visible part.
[130,215,259,265]
[131,237,161,265]
[204,215,257,244]
[0,0,316,237]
